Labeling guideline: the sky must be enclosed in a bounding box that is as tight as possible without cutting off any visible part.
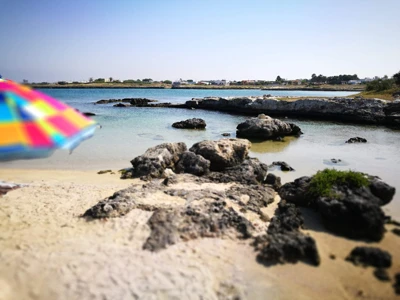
[0,0,399,82]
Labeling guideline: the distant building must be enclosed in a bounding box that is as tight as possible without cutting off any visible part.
[348,80,362,85]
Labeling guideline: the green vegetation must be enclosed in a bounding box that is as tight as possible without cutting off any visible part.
[354,71,400,100]
[310,73,359,84]
[307,169,369,199]
[93,78,105,83]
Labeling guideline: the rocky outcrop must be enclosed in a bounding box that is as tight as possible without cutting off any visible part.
[236,115,301,140]
[174,151,210,176]
[113,103,131,107]
[346,137,367,143]
[172,118,206,129]
[184,97,400,127]
[264,173,282,190]
[346,247,392,268]
[279,170,396,241]
[95,98,157,105]
[130,143,187,178]
[189,139,251,171]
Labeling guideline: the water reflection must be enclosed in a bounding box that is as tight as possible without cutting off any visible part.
[250,136,299,153]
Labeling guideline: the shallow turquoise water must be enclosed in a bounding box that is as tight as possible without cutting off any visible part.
[2,88,399,218]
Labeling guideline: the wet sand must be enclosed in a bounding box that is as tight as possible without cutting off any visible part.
[0,169,399,300]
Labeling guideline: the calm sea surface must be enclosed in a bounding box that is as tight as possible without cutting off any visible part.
[2,88,400,217]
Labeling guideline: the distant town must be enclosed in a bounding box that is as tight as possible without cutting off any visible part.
[23,74,386,87]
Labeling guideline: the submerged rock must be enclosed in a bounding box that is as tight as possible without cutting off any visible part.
[95,98,157,105]
[236,115,301,140]
[346,246,392,268]
[346,137,367,143]
[189,138,251,171]
[270,161,295,171]
[130,142,187,178]
[374,268,390,281]
[172,118,206,129]
[394,273,400,295]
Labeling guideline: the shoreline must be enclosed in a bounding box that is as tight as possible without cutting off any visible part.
[0,168,399,299]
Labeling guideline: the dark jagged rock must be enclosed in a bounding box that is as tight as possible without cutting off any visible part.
[346,137,367,143]
[226,185,275,214]
[97,170,112,174]
[394,273,400,295]
[189,138,251,171]
[95,98,157,105]
[83,112,96,116]
[369,176,396,206]
[316,187,387,241]
[267,201,304,234]
[172,118,206,129]
[253,200,320,266]
[236,114,301,140]
[278,176,312,206]
[83,188,137,218]
[175,151,210,176]
[373,268,390,281]
[392,228,400,236]
[346,247,392,268]
[288,123,303,136]
[279,171,396,241]
[206,158,268,184]
[113,103,131,107]
[254,232,320,266]
[221,133,231,137]
[130,143,187,178]
[270,161,295,171]
[143,201,254,252]
[264,173,282,190]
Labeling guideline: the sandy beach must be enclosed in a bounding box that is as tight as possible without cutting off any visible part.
[0,169,399,300]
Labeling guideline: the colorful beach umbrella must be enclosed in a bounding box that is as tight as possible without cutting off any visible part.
[0,79,97,161]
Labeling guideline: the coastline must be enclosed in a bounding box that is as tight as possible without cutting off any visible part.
[0,168,399,299]
[29,83,364,92]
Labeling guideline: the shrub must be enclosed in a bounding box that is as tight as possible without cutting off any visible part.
[307,169,369,199]
[366,79,394,92]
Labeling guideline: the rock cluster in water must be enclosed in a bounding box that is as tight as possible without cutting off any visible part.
[172,118,206,129]
[95,98,158,106]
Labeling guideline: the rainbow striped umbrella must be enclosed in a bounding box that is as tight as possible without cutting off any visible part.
[0,79,97,161]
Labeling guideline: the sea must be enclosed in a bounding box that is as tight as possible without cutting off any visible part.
[2,88,400,217]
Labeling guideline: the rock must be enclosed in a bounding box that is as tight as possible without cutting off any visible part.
[130,142,187,178]
[143,201,254,252]
[288,123,303,136]
[279,170,396,241]
[0,181,22,197]
[113,103,131,107]
[206,158,268,184]
[83,189,137,218]
[273,136,284,142]
[172,118,206,129]
[394,273,400,295]
[253,200,320,266]
[254,232,320,266]
[270,161,295,171]
[374,268,390,281]
[97,170,112,174]
[346,137,367,143]
[330,158,341,164]
[175,152,210,176]
[189,138,251,171]
[346,247,392,268]
[236,115,300,140]
[95,98,157,105]
[221,133,231,137]
[392,228,400,236]
[83,112,96,116]
[278,176,312,206]
[264,173,282,190]
[226,184,275,214]
[369,176,396,205]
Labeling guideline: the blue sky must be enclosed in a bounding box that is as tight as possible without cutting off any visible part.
[1,0,399,82]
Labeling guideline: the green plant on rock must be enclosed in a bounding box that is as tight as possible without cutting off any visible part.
[307,169,369,199]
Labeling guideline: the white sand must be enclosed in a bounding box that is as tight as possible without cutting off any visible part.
[0,169,399,300]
